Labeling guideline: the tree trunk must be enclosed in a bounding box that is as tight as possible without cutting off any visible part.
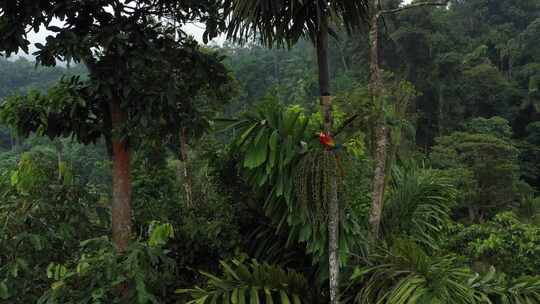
[368,8,389,241]
[9,132,14,151]
[317,14,340,304]
[369,123,388,239]
[55,139,63,181]
[109,99,133,254]
[366,0,450,240]
[438,83,444,136]
[468,206,476,223]
[12,134,20,153]
[338,42,350,73]
[178,127,193,208]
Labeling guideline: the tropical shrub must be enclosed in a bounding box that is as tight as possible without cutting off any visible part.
[38,223,176,304]
[0,149,104,302]
[447,212,540,278]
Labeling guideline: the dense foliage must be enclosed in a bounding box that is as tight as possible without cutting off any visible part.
[1,0,540,303]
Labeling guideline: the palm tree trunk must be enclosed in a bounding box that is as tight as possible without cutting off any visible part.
[368,8,388,240]
[109,98,133,254]
[316,14,340,304]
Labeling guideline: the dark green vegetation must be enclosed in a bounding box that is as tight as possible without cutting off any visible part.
[1,0,540,303]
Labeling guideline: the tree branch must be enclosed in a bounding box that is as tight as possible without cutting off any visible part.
[334,114,360,136]
[380,0,449,15]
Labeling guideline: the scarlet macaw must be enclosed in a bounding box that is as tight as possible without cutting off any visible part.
[318,131,344,176]
[318,132,340,150]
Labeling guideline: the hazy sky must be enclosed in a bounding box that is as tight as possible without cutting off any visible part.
[17,0,414,59]
[18,22,222,60]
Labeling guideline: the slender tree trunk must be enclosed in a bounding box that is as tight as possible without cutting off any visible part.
[368,8,389,240]
[338,43,350,72]
[55,139,63,181]
[317,14,340,304]
[468,206,476,223]
[274,51,280,85]
[178,127,193,207]
[12,134,20,153]
[439,83,444,136]
[366,1,449,240]
[508,55,513,78]
[109,99,133,254]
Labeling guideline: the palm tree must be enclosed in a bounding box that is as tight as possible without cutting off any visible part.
[345,239,479,304]
[381,164,456,247]
[224,1,369,302]
[346,240,540,304]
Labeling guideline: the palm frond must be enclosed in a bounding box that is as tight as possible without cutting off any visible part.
[469,267,540,304]
[177,258,311,303]
[224,0,369,47]
[382,164,457,248]
[345,239,478,304]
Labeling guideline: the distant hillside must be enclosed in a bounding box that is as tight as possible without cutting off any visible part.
[0,57,86,100]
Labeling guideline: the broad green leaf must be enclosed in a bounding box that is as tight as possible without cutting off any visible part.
[269,130,279,150]
[0,282,8,300]
[244,132,269,169]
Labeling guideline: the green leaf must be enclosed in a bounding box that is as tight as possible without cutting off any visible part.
[280,291,291,304]
[0,282,9,300]
[265,289,274,304]
[231,288,239,304]
[196,295,209,304]
[51,280,65,290]
[244,132,269,169]
[250,288,260,304]
[238,123,258,147]
[238,288,246,304]
[269,130,279,150]
[220,261,240,281]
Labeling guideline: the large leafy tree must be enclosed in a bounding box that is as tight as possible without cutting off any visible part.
[224,1,369,302]
[430,117,521,221]
[0,0,231,256]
